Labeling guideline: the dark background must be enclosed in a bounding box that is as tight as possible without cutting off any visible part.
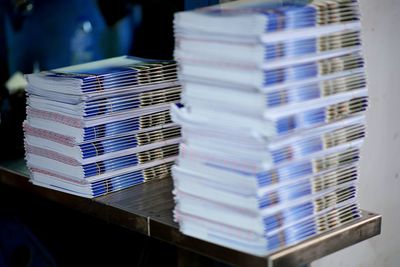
[0,0,219,160]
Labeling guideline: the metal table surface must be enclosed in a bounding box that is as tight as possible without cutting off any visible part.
[0,159,382,267]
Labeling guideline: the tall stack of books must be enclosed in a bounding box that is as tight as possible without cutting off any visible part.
[172,0,367,255]
[24,56,181,198]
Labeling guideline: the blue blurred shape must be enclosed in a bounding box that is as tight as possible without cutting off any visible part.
[5,0,136,74]
[185,0,220,10]
[0,217,56,267]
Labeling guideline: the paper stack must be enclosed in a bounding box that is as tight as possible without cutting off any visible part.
[24,56,181,198]
[172,0,367,255]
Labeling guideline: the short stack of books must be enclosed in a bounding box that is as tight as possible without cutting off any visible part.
[24,56,181,198]
[172,0,367,255]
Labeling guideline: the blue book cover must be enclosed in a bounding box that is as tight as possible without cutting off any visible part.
[175,0,359,35]
[83,109,174,141]
[30,161,174,198]
[263,52,364,86]
[83,143,179,178]
[80,126,181,159]
[265,202,360,251]
[26,56,179,96]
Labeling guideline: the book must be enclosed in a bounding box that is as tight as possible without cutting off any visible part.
[172,0,366,256]
[24,56,182,197]
[31,161,174,198]
[179,51,364,88]
[173,94,367,137]
[174,0,359,36]
[25,108,176,144]
[26,56,179,96]
[174,182,357,234]
[175,21,361,63]
[182,72,366,109]
[25,126,181,164]
[175,202,360,255]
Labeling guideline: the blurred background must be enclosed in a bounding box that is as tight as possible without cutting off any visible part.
[0,0,221,161]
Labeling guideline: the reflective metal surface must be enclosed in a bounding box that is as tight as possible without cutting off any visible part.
[0,160,381,267]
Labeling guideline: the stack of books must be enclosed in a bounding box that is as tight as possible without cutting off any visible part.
[24,56,181,198]
[172,0,367,255]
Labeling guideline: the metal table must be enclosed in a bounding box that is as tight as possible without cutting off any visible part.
[0,159,381,267]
